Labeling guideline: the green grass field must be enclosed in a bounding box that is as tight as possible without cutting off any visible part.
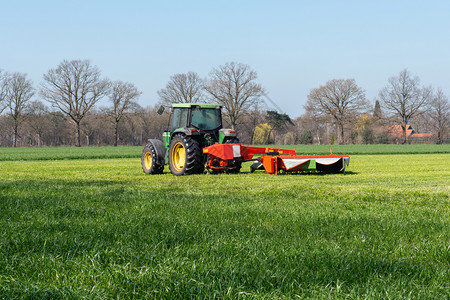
[0,144,449,161]
[0,145,449,298]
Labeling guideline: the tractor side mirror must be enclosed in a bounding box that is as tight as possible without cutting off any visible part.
[157,105,165,115]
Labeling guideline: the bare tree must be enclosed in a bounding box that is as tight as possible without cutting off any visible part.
[139,105,168,142]
[40,60,110,147]
[82,112,100,146]
[0,69,8,114]
[108,81,142,146]
[379,69,431,144]
[295,112,324,144]
[429,88,449,144]
[305,79,367,144]
[5,73,35,147]
[240,101,265,144]
[205,62,264,130]
[158,72,205,105]
[27,100,51,146]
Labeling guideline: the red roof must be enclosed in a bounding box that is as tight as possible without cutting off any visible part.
[410,133,432,138]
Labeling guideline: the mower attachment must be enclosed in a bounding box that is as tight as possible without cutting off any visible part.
[202,143,349,174]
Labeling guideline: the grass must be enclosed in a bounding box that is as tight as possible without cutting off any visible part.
[0,145,449,298]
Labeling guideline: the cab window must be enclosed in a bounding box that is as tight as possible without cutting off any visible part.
[171,108,188,131]
[191,108,221,130]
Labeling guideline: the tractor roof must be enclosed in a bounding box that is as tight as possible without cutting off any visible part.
[171,103,222,109]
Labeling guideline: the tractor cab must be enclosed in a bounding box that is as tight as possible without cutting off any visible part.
[170,103,222,132]
[163,103,237,148]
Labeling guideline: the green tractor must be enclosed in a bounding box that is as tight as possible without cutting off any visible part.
[141,103,240,175]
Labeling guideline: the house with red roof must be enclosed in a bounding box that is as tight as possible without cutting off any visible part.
[385,125,432,144]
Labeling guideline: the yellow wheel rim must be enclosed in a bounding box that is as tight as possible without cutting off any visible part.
[144,152,152,170]
[172,142,186,171]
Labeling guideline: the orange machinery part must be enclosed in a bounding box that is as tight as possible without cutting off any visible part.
[203,143,295,161]
[202,143,296,171]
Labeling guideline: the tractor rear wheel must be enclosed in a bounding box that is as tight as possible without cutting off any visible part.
[142,144,164,174]
[169,135,204,175]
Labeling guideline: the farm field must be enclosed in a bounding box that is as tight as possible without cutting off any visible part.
[0,145,449,298]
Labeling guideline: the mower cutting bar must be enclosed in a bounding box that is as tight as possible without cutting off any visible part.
[260,154,350,174]
[202,143,349,174]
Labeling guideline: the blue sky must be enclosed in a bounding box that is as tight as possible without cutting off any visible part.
[1,0,449,117]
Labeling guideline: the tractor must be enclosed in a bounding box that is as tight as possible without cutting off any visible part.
[141,103,240,176]
[142,103,350,176]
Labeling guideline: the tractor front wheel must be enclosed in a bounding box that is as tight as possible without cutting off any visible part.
[142,144,164,174]
[169,136,204,176]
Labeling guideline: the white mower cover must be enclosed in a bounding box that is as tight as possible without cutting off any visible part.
[279,156,350,172]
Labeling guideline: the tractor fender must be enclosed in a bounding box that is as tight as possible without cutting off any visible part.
[146,139,166,164]
[171,128,200,137]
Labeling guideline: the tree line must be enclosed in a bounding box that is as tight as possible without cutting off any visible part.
[0,60,448,147]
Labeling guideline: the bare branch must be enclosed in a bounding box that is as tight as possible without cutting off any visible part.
[205,62,264,130]
[5,72,35,146]
[0,69,8,114]
[158,72,205,105]
[108,80,142,146]
[379,69,431,144]
[305,79,367,144]
[40,60,110,146]
[429,88,449,144]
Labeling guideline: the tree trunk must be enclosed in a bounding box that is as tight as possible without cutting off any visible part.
[339,123,345,144]
[436,118,443,144]
[267,128,274,144]
[76,122,81,147]
[401,121,407,144]
[114,122,119,146]
[13,130,17,147]
[13,119,18,147]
